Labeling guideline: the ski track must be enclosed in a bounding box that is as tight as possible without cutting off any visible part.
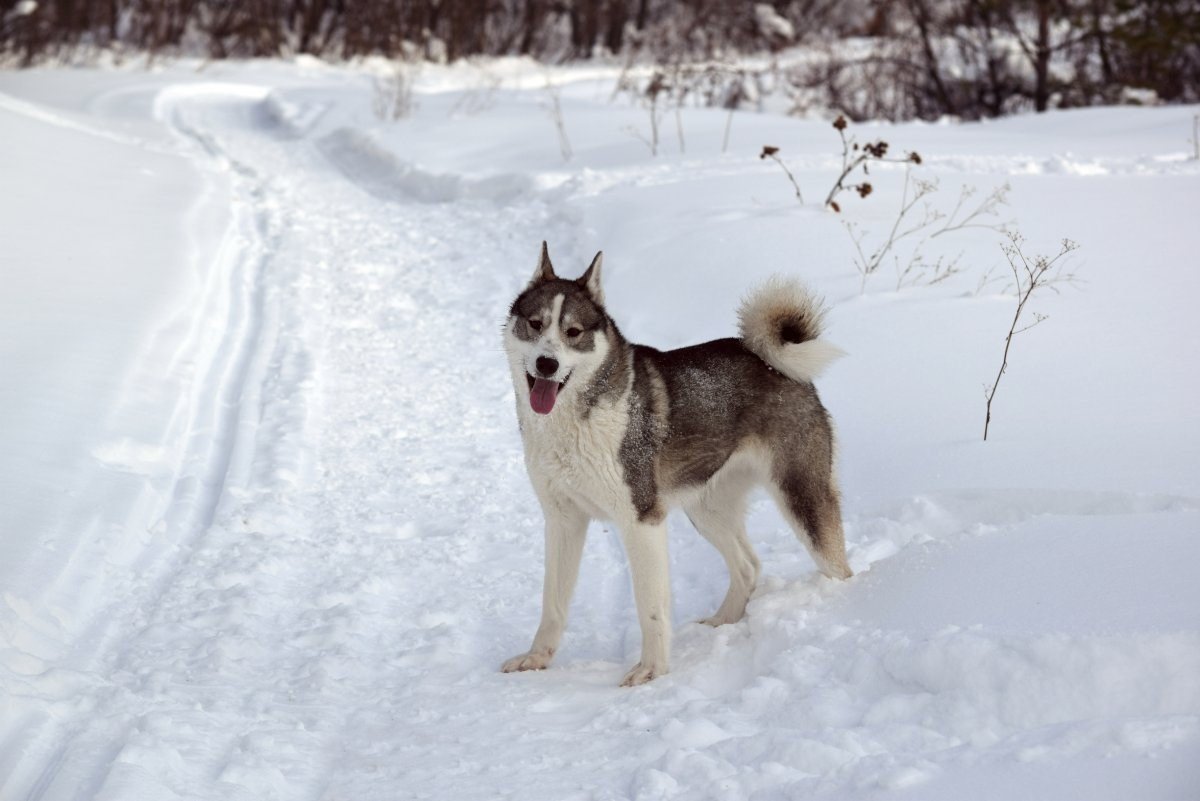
[2,77,1198,801]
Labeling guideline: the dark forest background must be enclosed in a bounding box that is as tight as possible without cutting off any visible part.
[2,1,1197,120]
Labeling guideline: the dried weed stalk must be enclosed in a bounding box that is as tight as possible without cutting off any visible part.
[760,116,920,212]
[448,65,501,116]
[824,115,921,212]
[372,60,418,121]
[759,146,803,203]
[542,79,573,162]
[621,61,767,157]
[622,70,668,156]
[844,169,1011,291]
[983,233,1080,441]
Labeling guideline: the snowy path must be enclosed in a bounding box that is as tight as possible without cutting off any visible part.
[2,65,1198,800]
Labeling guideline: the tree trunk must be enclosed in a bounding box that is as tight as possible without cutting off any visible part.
[906,0,959,117]
[1034,0,1051,112]
[604,0,627,54]
[635,0,649,31]
[519,0,542,55]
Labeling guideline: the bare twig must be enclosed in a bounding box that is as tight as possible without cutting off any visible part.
[542,78,572,162]
[896,250,964,290]
[893,182,1009,289]
[759,146,803,203]
[823,115,921,211]
[448,62,500,116]
[843,165,938,291]
[930,183,1012,239]
[973,264,1004,295]
[372,60,418,121]
[982,233,1080,441]
[623,123,658,155]
[630,71,666,156]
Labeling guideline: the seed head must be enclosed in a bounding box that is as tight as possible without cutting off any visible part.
[864,140,889,158]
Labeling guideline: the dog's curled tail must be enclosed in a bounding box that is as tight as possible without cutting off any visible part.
[738,276,845,383]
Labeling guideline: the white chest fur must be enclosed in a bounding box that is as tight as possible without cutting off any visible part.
[518,392,634,523]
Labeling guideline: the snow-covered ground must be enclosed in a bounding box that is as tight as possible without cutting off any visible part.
[1,57,1197,800]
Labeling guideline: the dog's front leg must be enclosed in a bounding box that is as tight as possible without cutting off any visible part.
[501,500,588,673]
[619,521,671,686]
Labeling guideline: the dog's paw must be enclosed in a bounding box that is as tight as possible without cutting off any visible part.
[619,661,667,687]
[501,650,553,673]
[699,613,739,627]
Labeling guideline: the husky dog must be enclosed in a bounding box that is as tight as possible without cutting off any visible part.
[501,243,852,686]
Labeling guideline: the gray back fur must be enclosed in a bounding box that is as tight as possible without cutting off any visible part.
[508,273,835,528]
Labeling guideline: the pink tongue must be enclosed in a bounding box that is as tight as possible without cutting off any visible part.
[530,378,559,415]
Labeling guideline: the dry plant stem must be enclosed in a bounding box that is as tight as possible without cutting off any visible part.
[983,236,1079,441]
[824,126,868,208]
[543,80,572,162]
[449,68,501,116]
[1192,113,1199,160]
[847,166,936,290]
[766,153,803,203]
[626,119,659,155]
[930,184,1011,239]
[372,60,416,121]
[896,251,962,290]
[646,95,661,155]
[722,108,734,153]
[824,125,918,210]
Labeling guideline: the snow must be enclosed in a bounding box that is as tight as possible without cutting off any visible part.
[1,58,1198,800]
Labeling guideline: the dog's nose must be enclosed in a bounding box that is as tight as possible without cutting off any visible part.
[535,356,559,377]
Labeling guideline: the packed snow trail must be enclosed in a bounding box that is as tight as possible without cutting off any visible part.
[1,65,1198,801]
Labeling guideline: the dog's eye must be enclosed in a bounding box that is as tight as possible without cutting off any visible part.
[528,319,543,332]
[566,327,582,338]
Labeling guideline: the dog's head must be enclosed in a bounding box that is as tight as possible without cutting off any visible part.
[504,242,612,416]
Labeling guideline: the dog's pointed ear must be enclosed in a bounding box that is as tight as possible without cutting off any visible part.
[530,241,556,285]
[579,251,604,304]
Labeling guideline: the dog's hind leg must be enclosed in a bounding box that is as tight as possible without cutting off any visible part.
[767,464,853,581]
[685,467,760,626]
[501,499,588,673]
